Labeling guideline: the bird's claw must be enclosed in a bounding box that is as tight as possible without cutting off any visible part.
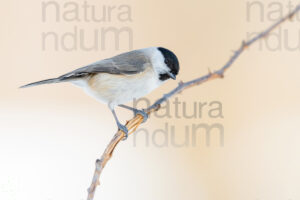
[133,109,148,123]
[117,122,129,140]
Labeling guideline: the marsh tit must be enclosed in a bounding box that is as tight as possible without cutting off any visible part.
[21,47,180,139]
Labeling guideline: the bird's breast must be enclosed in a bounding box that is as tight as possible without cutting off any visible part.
[82,67,161,107]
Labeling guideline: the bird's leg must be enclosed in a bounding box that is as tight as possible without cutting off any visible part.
[119,104,148,123]
[111,108,128,140]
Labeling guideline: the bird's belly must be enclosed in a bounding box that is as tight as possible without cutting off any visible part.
[81,71,160,108]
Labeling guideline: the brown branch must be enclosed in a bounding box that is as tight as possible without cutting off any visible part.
[86,5,300,200]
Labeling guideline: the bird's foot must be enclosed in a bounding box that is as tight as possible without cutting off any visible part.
[117,122,129,140]
[133,109,148,123]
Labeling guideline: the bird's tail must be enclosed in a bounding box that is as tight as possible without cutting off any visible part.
[20,77,64,88]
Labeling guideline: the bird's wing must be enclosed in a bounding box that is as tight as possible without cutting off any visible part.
[59,50,151,80]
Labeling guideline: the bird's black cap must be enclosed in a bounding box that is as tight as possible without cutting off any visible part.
[157,47,180,81]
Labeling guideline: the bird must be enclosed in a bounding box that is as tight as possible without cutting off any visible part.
[20,47,180,139]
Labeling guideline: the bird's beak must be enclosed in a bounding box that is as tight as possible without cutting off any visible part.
[167,71,176,80]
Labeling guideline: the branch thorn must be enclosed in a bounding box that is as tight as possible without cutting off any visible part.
[208,68,212,75]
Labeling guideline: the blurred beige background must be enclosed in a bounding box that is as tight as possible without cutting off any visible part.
[1,0,300,200]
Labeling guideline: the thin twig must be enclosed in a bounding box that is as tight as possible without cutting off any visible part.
[87,5,300,200]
